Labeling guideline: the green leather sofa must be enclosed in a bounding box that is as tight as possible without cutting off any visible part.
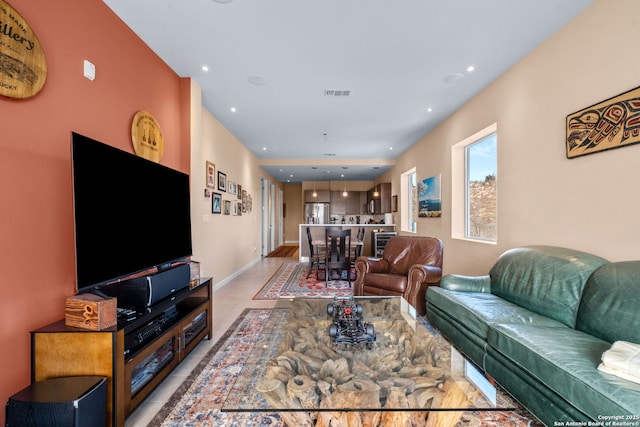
[426,246,640,426]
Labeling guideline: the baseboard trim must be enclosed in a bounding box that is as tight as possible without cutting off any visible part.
[212,257,261,291]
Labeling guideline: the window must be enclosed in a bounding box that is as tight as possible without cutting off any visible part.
[400,168,417,233]
[452,124,497,242]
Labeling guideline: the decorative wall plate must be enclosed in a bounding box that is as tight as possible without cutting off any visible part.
[131,110,165,162]
[0,0,47,98]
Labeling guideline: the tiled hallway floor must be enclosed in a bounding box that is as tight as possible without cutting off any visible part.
[125,256,287,426]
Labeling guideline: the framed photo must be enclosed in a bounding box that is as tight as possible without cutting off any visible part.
[392,195,398,212]
[418,175,442,218]
[237,184,242,200]
[227,180,235,195]
[212,192,222,214]
[224,200,231,215]
[205,161,215,189]
[217,171,227,192]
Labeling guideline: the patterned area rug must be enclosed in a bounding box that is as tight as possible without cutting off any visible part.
[149,309,544,427]
[252,262,353,300]
[149,309,283,426]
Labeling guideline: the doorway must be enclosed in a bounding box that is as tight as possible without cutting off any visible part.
[261,177,276,256]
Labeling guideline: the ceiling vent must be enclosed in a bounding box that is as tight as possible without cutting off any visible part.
[324,90,351,97]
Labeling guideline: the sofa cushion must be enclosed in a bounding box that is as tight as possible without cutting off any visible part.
[488,324,640,418]
[576,261,640,345]
[489,246,608,328]
[426,287,566,339]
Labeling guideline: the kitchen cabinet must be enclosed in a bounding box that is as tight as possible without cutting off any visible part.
[332,191,366,215]
[304,190,330,203]
[346,192,363,214]
[367,183,392,214]
[330,191,346,215]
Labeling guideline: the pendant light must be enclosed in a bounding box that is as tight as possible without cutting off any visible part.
[312,166,317,197]
[342,173,348,197]
[373,177,379,197]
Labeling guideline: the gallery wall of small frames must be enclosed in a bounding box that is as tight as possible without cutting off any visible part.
[204,161,252,216]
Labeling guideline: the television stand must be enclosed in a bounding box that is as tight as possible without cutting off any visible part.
[30,277,212,427]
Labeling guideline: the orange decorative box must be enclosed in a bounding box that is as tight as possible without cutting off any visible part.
[65,293,117,331]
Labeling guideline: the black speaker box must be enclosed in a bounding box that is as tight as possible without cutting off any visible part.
[99,263,190,309]
[6,376,107,427]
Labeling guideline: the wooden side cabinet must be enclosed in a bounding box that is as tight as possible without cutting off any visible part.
[31,278,212,427]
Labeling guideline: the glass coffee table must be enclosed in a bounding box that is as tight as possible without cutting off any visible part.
[222,297,516,426]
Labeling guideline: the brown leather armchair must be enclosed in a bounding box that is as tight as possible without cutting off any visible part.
[354,236,443,315]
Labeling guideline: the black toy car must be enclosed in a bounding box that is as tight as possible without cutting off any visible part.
[327,297,376,346]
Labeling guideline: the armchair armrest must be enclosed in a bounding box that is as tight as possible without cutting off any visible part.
[408,264,442,284]
[406,264,443,316]
[355,256,390,274]
[441,274,491,293]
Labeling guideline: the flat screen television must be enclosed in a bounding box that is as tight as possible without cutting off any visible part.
[71,132,192,293]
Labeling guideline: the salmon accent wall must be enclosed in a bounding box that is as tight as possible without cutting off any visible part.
[0,0,189,421]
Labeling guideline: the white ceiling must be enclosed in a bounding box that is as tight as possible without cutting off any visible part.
[103,0,593,183]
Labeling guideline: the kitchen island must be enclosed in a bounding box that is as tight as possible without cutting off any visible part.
[298,224,395,262]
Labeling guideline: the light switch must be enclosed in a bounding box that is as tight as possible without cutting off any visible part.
[83,60,95,81]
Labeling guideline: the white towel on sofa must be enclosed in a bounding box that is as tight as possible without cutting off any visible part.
[598,340,640,385]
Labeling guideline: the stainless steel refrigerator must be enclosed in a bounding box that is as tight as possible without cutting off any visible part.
[305,203,330,224]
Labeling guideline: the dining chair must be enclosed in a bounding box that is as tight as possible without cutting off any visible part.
[306,227,325,279]
[350,227,365,280]
[325,228,352,286]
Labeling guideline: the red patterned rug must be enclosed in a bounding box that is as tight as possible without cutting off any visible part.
[252,262,354,300]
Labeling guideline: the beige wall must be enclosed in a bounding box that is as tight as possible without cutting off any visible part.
[392,0,640,275]
[189,81,281,286]
[283,183,303,242]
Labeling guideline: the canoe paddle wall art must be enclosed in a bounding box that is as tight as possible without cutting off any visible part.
[566,85,640,159]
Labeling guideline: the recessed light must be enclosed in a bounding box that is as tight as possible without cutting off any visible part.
[444,73,464,84]
[212,0,233,3]
[230,107,237,113]
[467,65,476,73]
[201,65,209,72]
[389,147,393,151]
[248,75,268,86]
[262,147,267,151]
[427,107,433,113]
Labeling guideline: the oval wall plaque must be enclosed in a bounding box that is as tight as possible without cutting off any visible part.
[0,0,47,99]
[131,110,165,163]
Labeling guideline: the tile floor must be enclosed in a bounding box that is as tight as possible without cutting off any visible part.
[124,255,289,426]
